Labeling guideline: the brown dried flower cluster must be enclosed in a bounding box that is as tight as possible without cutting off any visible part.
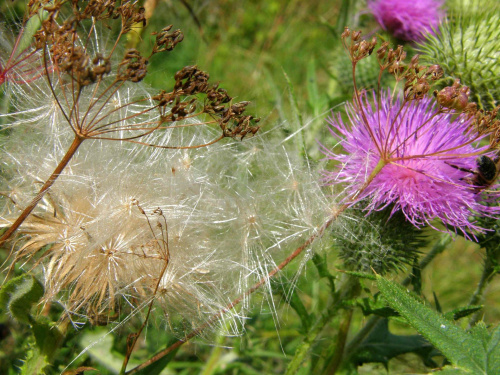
[341,27,500,151]
[0,0,259,248]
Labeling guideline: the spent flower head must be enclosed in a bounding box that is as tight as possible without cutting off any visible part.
[368,0,445,42]
[0,113,330,333]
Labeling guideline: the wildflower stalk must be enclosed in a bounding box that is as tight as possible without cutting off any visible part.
[321,305,354,375]
[467,254,498,328]
[284,274,360,375]
[126,166,386,373]
[0,135,83,246]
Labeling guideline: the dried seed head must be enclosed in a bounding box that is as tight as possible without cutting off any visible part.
[152,25,184,55]
[434,79,471,111]
[117,49,148,82]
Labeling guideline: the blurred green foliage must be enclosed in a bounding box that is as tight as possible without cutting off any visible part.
[0,0,499,374]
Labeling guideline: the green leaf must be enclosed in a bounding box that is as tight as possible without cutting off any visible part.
[285,291,311,332]
[16,9,48,58]
[486,325,500,374]
[346,294,398,318]
[134,339,179,375]
[350,319,437,368]
[19,347,49,375]
[376,276,489,373]
[430,367,470,375]
[341,270,377,281]
[311,253,335,290]
[444,306,483,321]
[32,317,62,360]
[0,274,44,324]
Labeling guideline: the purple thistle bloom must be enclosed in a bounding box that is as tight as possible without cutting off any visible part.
[321,90,493,234]
[368,0,444,42]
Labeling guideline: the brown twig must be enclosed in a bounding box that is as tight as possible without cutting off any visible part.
[125,213,339,374]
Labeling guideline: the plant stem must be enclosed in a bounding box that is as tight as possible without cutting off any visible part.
[284,274,360,375]
[344,233,452,356]
[0,135,83,246]
[125,215,338,374]
[126,159,389,374]
[467,252,497,328]
[322,309,353,375]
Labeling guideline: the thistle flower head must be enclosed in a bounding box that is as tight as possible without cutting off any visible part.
[368,0,445,42]
[419,9,500,110]
[322,89,493,234]
[336,207,426,274]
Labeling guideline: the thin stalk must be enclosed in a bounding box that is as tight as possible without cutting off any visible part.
[322,309,353,375]
[0,135,83,246]
[127,161,388,374]
[467,253,497,328]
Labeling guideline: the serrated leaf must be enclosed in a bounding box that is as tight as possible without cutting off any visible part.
[444,306,483,321]
[376,276,486,373]
[350,319,437,368]
[486,325,500,374]
[0,274,44,324]
[19,347,49,375]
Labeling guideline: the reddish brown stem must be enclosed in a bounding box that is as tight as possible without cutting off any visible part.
[125,215,337,375]
[125,156,386,374]
[0,135,83,246]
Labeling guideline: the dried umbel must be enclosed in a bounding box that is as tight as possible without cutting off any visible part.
[0,0,259,246]
[29,0,259,145]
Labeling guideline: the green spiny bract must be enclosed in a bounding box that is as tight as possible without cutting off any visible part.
[418,9,500,110]
[335,206,427,275]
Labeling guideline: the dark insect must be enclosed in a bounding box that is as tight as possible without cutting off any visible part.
[447,155,500,191]
[475,155,499,187]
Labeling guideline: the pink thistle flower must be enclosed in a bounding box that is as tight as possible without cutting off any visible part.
[368,0,444,42]
[321,90,494,234]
